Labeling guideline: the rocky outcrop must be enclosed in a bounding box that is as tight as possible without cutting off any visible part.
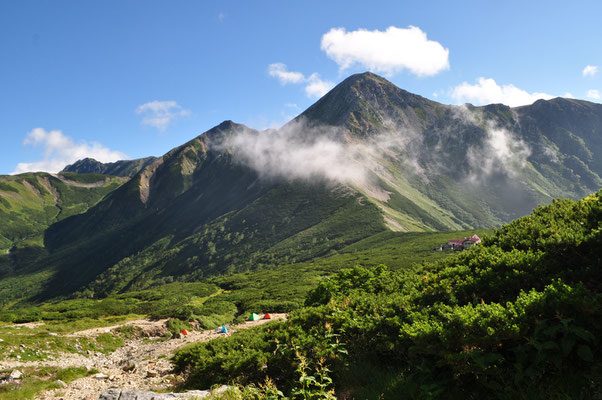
[98,385,230,399]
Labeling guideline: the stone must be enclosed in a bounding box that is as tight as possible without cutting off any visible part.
[146,370,158,378]
[48,332,58,336]
[122,360,137,372]
[97,390,214,399]
[98,389,122,400]
[8,369,23,380]
[55,379,68,388]
[94,373,109,380]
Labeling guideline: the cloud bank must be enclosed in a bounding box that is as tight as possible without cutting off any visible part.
[136,100,191,131]
[268,63,334,98]
[12,128,127,174]
[320,26,450,77]
[214,121,366,184]
[451,77,554,107]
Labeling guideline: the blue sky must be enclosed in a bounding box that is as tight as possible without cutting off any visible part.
[1,0,601,174]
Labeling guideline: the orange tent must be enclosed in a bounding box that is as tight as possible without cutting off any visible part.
[180,329,188,336]
[263,313,272,320]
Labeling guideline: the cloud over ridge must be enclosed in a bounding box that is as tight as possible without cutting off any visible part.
[12,128,127,174]
[451,77,554,107]
[320,26,450,77]
[267,63,334,98]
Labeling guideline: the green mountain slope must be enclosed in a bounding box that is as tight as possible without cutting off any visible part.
[0,172,125,250]
[61,156,157,177]
[1,72,601,305]
[297,72,602,229]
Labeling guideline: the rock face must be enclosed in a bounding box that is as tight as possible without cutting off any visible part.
[98,389,218,399]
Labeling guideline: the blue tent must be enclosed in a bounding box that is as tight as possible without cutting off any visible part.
[220,325,228,334]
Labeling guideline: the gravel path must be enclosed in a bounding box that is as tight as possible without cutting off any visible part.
[1,314,286,400]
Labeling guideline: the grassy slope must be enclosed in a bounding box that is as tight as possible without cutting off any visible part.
[0,172,124,249]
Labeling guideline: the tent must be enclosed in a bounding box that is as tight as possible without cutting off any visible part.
[180,329,188,336]
[248,313,261,321]
[263,313,272,320]
[220,325,228,334]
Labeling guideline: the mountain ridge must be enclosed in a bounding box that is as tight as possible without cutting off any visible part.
[1,71,601,304]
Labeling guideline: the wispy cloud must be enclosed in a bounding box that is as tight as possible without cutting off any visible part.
[135,100,191,132]
[587,89,600,100]
[451,77,554,107]
[583,65,599,77]
[268,63,305,84]
[320,26,449,77]
[267,63,334,98]
[12,128,127,174]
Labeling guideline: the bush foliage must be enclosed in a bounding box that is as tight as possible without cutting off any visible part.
[174,190,602,399]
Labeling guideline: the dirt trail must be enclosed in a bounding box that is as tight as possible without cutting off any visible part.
[1,314,286,400]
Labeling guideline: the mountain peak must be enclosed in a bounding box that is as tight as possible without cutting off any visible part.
[295,71,441,135]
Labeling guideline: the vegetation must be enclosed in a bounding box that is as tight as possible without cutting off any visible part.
[173,191,602,399]
[0,172,123,250]
[0,230,482,328]
[0,366,94,400]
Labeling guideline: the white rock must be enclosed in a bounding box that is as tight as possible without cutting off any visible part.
[8,369,23,380]
[94,373,110,380]
[55,379,68,388]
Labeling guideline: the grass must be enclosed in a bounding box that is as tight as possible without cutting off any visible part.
[0,366,93,399]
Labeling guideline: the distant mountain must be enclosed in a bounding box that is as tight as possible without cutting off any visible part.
[0,172,125,283]
[62,157,157,177]
[1,72,600,304]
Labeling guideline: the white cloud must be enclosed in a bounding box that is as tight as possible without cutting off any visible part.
[267,63,334,98]
[563,92,574,99]
[135,100,191,131]
[304,73,334,98]
[451,77,554,107]
[320,26,449,77]
[583,65,598,77]
[12,128,127,174]
[268,63,305,84]
[587,89,600,99]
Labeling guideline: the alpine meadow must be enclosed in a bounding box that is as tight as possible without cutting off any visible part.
[1,3,601,399]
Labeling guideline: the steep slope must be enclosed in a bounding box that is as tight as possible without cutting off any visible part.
[62,156,157,177]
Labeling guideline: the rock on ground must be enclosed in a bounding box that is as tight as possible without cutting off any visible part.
[98,389,217,399]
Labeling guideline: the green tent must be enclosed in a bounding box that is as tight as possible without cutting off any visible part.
[248,313,261,321]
